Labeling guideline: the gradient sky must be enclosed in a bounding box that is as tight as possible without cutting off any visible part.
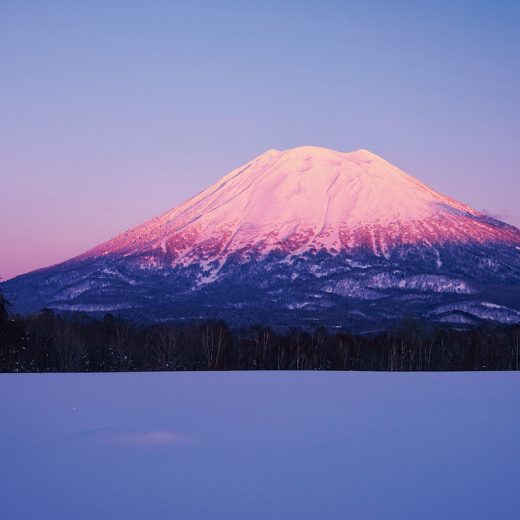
[1,0,519,280]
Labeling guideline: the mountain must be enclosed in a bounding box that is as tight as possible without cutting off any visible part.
[3,146,520,332]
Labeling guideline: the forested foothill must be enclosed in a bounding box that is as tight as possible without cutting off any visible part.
[1,295,519,372]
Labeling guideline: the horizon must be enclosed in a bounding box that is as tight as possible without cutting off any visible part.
[2,1,520,279]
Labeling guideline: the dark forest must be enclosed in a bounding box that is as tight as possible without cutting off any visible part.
[1,298,519,372]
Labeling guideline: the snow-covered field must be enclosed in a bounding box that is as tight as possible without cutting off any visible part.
[1,372,519,519]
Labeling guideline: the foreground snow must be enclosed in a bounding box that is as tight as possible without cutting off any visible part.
[1,372,519,519]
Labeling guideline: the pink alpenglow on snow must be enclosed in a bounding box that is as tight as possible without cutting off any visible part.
[3,146,520,328]
[82,146,520,266]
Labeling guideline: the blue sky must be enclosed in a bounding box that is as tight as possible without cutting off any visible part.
[1,1,519,278]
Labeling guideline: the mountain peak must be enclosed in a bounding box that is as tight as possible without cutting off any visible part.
[349,148,382,159]
[256,146,386,168]
[4,146,520,329]
[267,145,381,158]
[282,145,338,155]
[78,145,519,264]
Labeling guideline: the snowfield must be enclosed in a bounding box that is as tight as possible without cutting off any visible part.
[1,372,519,520]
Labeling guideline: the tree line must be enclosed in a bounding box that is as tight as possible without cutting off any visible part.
[1,304,520,372]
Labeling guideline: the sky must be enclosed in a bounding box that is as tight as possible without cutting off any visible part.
[1,0,519,280]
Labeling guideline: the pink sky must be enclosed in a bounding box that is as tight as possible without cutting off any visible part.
[2,1,519,280]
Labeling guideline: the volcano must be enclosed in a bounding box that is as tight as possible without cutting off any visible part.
[4,146,520,331]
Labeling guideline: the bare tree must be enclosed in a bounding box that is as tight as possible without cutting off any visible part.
[109,323,134,371]
[202,324,225,370]
[153,325,182,370]
[254,329,272,370]
[50,324,86,371]
[338,338,351,370]
[0,284,10,334]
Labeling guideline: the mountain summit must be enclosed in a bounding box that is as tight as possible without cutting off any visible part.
[78,146,518,264]
[4,146,520,331]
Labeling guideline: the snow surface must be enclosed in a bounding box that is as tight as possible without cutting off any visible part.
[1,372,520,520]
[430,302,520,324]
[83,146,520,265]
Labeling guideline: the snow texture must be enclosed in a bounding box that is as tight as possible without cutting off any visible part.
[3,146,520,329]
[1,372,520,520]
[83,146,520,263]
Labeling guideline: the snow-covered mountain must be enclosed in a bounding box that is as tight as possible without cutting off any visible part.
[4,146,520,331]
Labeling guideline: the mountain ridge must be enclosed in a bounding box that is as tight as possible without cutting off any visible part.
[3,146,520,331]
[74,146,518,262]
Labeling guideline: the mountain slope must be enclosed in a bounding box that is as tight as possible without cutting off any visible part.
[3,146,520,331]
[78,146,519,262]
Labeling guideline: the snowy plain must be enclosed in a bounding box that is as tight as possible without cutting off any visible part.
[1,372,519,520]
